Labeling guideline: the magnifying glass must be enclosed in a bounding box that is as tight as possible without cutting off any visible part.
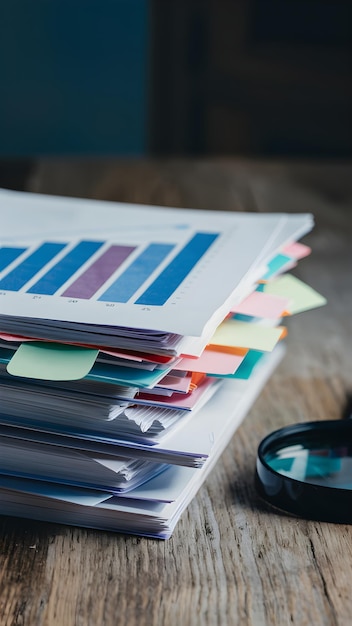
[255,397,352,523]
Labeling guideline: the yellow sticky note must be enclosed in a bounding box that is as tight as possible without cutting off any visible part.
[209,319,284,352]
[263,274,327,314]
[7,342,99,381]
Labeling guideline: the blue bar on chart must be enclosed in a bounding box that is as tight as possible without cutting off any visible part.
[135,232,219,306]
[62,245,136,300]
[99,243,174,303]
[27,241,104,295]
[0,247,27,272]
[0,243,67,291]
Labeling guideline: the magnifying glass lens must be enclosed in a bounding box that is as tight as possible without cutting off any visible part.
[256,420,352,523]
[266,439,352,489]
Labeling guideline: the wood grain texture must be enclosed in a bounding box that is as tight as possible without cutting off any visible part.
[1,159,351,626]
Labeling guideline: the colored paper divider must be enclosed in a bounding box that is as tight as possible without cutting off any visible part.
[231,291,290,319]
[263,274,327,314]
[209,350,265,380]
[209,319,284,352]
[6,342,99,381]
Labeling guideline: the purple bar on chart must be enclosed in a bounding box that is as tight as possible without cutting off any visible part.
[61,245,136,299]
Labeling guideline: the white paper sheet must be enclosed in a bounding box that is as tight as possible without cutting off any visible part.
[0,188,313,337]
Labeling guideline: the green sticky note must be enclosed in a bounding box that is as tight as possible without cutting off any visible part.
[210,319,283,352]
[263,274,327,314]
[7,342,99,381]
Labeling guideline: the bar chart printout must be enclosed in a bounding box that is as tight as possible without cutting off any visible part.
[0,231,219,306]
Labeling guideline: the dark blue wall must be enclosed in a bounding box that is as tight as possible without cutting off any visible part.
[0,0,149,155]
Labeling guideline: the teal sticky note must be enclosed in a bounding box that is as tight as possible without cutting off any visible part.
[209,350,264,379]
[86,362,167,388]
[0,347,15,364]
[230,350,264,379]
[262,254,293,280]
[6,342,99,381]
[232,313,256,322]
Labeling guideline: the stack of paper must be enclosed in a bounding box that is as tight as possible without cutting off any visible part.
[0,189,326,538]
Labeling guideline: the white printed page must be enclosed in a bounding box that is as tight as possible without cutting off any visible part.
[0,189,313,337]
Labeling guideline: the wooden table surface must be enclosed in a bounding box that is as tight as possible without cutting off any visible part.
[1,159,352,626]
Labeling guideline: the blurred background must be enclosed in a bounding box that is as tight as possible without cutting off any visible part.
[0,0,351,190]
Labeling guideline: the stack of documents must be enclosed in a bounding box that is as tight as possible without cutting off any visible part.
[0,189,326,538]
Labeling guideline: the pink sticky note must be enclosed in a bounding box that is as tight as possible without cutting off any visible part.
[176,349,245,375]
[231,291,290,319]
[283,242,311,260]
